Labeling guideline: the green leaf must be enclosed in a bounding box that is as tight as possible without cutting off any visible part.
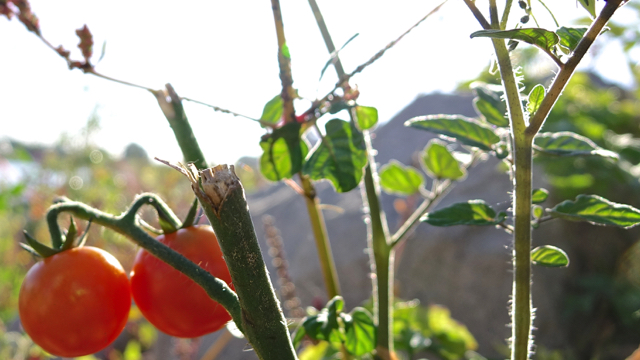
[259,95,283,127]
[355,105,378,131]
[471,82,506,114]
[533,205,544,219]
[527,84,546,116]
[343,308,376,356]
[379,161,424,196]
[473,98,508,127]
[532,188,549,204]
[260,122,308,181]
[534,132,618,159]
[427,305,478,360]
[531,245,569,267]
[422,140,466,180]
[303,119,367,193]
[300,297,345,346]
[577,0,596,18]
[548,194,640,229]
[405,115,500,151]
[421,200,507,226]
[470,28,560,52]
[556,27,588,53]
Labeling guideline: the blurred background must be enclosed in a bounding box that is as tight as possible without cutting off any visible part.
[1,1,640,359]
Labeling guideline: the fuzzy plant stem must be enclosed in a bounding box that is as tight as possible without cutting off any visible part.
[184,164,298,360]
[44,194,243,330]
[270,0,342,299]
[307,1,395,356]
[464,0,625,358]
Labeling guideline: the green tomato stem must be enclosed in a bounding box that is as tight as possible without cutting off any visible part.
[185,164,298,360]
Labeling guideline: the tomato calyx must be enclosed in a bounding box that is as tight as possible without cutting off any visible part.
[21,216,91,258]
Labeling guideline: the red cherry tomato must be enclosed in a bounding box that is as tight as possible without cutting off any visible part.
[19,246,131,357]
[130,225,233,338]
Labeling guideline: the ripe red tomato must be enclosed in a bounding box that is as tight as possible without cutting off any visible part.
[130,225,233,338]
[19,246,131,357]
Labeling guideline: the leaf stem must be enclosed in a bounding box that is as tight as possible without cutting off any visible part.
[500,0,514,30]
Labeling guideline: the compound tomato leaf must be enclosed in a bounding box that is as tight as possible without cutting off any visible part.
[531,245,569,267]
[343,308,376,356]
[527,84,546,117]
[259,122,308,181]
[303,119,367,193]
[422,139,466,181]
[379,160,424,196]
[405,115,500,151]
[355,105,378,131]
[421,200,506,226]
[534,132,618,159]
[470,28,560,53]
[548,194,640,229]
[556,27,588,54]
[259,95,283,127]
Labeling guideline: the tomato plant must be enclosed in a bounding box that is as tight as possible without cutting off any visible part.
[130,225,233,338]
[18,246,131,358]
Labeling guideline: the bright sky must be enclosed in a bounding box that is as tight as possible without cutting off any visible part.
[0,1,635,165]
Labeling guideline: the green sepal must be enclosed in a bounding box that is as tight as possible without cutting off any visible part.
[181,198,199,229]
[158,212,179,235]
[76,219,92,248]
[60,216,78,251]
[23,231,59,258]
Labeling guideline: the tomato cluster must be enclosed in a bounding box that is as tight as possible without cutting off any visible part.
[19,225,233,357]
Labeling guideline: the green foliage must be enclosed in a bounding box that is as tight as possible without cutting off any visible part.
[531,188,549,204]
[531,245,570,268]
[355,105,379,131]
[422,140,466,181]
[534,131,618,159]
[421,200,507,227]
[556,27,588,54]
[548,194,640,228]
[379,161,424,196]
[527,84,546,117]
[406,115,501,151]
[471,28,560,53]
[260,95,284,127]
[293,296,376,357]
[260,123,308,181]
[393,300,478,360]
[303,119,367,192]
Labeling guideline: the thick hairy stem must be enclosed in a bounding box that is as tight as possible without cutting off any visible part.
[362,149,394,358]
[44,194,243,330]
[189,165,297,360]
[512,137,533,360]
[300,175,342,298]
